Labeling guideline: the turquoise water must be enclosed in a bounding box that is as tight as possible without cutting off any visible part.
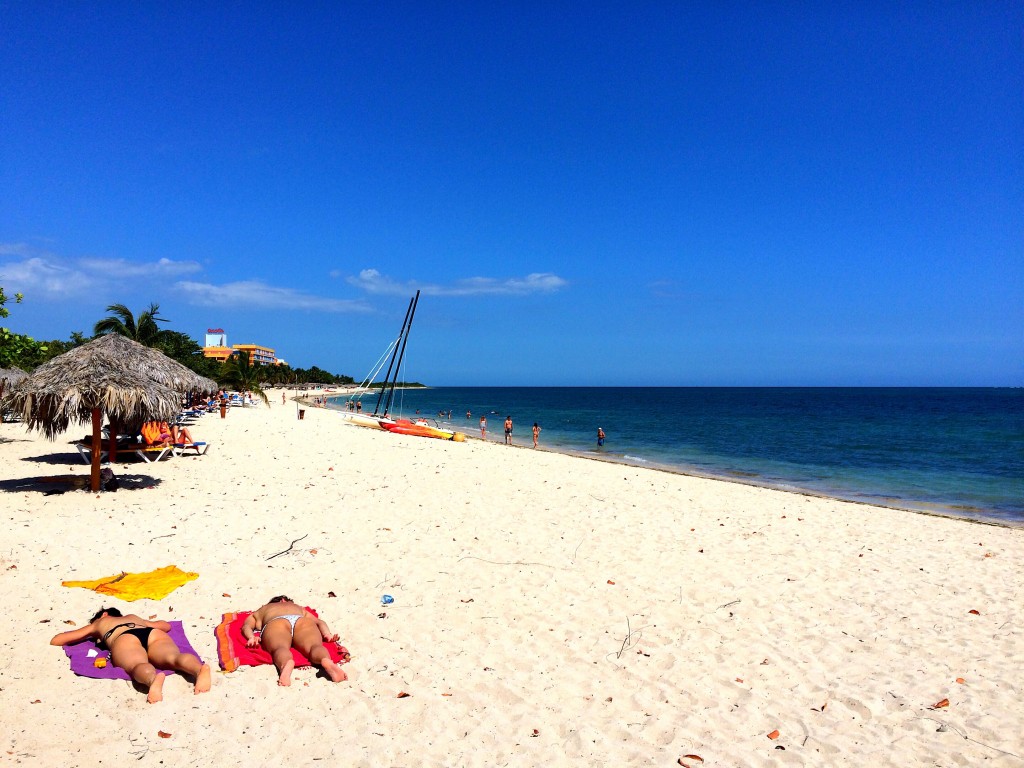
[328,387,1024,524]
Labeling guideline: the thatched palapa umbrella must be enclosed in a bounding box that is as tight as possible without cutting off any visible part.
[0,366,28,401]
[5,334,215,491]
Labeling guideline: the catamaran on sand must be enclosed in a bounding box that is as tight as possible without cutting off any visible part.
[339,291,465,442]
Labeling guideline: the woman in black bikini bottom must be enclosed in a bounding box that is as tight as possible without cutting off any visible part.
[50,607,211,703]
[99,623,154,651]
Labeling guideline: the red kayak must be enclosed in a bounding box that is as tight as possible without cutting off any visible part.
[384,419,466,441]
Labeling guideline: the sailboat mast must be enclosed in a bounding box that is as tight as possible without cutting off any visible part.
[383,290,419,417]
[373,293,416,416]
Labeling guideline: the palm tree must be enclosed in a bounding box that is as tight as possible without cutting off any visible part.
[220,351,270,407]
[93,303,168,347]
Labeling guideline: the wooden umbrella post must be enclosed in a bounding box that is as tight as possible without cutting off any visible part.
[90,408,102,492]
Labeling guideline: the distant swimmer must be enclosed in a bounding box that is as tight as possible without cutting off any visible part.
[466,411,471,419]
[597,427,606,447]
[532,422,541,448]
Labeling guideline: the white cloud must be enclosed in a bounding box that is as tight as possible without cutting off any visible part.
[1,241,372,315]
[175,280,371,312]
[0,242,202,298]
[0,256,97,297]
[348,268,569,297]
[78,256,202,278]
[0,242,41,258]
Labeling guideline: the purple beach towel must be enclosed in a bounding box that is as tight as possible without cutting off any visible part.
[63,621,202,680]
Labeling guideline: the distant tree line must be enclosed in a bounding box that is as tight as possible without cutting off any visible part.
[0,292,356,389]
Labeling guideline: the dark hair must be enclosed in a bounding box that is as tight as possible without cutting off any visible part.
[90,606,121,622]
[269,595,291,604]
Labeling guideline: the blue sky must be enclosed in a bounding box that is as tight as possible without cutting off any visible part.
[1,3,1021,385]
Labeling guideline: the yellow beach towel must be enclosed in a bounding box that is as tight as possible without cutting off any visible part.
[62,565,198,601]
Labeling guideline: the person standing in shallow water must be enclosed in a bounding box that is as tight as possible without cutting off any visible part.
[504,415,513,445]
[532,422,541,448]
[479,415,486,438]
[597,427,606,447]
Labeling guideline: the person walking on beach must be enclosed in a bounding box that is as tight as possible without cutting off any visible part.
[532,422,541,448]
[504,415,514,445]
[597,427,606,447]
[480,415,486,438]
[50,607,211,703]
[241,596,347,686]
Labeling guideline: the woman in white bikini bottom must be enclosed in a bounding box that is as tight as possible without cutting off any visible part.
[241,595,348,686]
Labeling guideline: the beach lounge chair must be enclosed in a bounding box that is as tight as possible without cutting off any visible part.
[134,445,172,463]
[173,441,210,456]
[75,443,109,464]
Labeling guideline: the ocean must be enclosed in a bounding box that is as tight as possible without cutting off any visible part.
[326,387,1024,525]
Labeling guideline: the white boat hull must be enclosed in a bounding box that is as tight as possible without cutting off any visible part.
[338,412,390,430]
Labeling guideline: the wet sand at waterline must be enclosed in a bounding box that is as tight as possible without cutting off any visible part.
[1,396,1021,766]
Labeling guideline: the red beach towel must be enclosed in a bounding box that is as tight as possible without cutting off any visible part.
[215,608,350,672]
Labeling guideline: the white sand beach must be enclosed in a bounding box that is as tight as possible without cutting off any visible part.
[1,398,1021,767]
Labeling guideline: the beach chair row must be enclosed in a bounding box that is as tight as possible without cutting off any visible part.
[74,441,210,464]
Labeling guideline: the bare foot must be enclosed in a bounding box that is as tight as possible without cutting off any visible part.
[277,659,294,687]
[322,659,348,682]
[147,673,166,704]
[194,664,211,694]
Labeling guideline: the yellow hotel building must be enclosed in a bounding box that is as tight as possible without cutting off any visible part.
[202,329,277,366]
[233,344,276,366]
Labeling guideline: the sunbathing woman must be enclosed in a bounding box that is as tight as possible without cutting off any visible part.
[141,420,173,446]
[50,607,211,703]
[241,596,347,686]
[169,423,196,445]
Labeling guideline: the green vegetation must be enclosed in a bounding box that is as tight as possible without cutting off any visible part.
[0,286,361,387]
[220,351,269,406]
[94,302,168,346]
[0,287,47,368]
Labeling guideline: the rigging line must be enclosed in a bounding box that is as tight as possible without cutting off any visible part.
[383,290,419,417]
[397,337,410,417]
[352,339,398,401]
[375,294,416,416]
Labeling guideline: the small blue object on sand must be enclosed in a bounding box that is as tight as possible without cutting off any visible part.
[381,595,394,605]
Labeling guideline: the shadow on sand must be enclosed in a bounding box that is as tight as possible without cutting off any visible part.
[0,473,163,494]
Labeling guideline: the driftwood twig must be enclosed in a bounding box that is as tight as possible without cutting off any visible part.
[614,616,644,659]
[266,533,309,561]
[458,556,555,568]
